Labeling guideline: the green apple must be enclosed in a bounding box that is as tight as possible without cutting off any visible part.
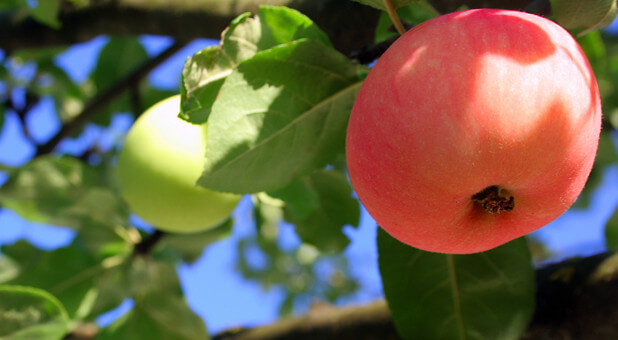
[116,95,241,233]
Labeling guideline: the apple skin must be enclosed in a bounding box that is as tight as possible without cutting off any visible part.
[116,95,241,233]
[346,9,602,254]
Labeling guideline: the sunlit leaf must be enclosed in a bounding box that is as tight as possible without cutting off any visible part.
[0,285,70,340]
[181,5,332,123]
[551,0,618,35]
[199,39,361,193]
[378,230,535,340]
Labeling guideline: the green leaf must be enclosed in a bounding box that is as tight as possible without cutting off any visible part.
[0,156,129,231]
[11,46,66,64]
[352,0,418,11]
[574,132,618,208]
[0,0,28,10]
[268,179,319,220]
[128,257,182,295]
[199,39,361,193]
[85,262,130,319]
[551,0,618,36]
[181,5,332,123]
[0,241,101,319]
[73,219,132,260]
[252,193,284,242]
[29,0,62,29]
[157,219,233,263]
[281,170,360,253]
[375,2,439,42]
[378,230,535,340]
[93,37,147,92]
[0,285,70,340]
[91,37,148,124]
[34,61,85,122]
[95,293,209,340]
[606,207,618,250]
[577,31,606,73]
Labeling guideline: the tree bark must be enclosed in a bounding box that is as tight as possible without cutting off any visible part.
[213,252,618,340]
[0,0,379,55]
[0,0,549,55]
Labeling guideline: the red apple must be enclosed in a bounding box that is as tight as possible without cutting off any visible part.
[346,9,602,254]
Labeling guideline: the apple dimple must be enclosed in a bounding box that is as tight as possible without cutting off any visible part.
[345,9,602,254]
[471,185,514,215]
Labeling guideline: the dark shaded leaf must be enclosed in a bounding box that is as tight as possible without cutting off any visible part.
[0,241,101,319]
[29,0,61,28]
[378,230,535,340]
[0,156,129,231]
[268,179,319,221]
[157,219,233,263]
[91,37,148,124]
[605,207,618,250]
[282,170,360,253]
[95,293,209,340]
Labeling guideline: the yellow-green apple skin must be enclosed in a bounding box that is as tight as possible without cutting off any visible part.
[116,95,241,233]
[346,9,602,254]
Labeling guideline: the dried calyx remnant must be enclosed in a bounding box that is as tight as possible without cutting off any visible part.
[472,185,514,214]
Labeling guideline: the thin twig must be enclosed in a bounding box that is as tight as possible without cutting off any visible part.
[35,41,186,156]
[132,230,166,257]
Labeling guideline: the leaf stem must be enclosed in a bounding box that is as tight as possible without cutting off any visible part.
[133,229,166,256]
[383,0,405,35]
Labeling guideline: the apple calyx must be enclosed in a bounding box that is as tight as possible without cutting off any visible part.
[471,185,514,214]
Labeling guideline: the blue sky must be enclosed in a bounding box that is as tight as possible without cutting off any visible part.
[0,32,617,334]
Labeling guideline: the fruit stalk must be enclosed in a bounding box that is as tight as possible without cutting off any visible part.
[383,0,405,34]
